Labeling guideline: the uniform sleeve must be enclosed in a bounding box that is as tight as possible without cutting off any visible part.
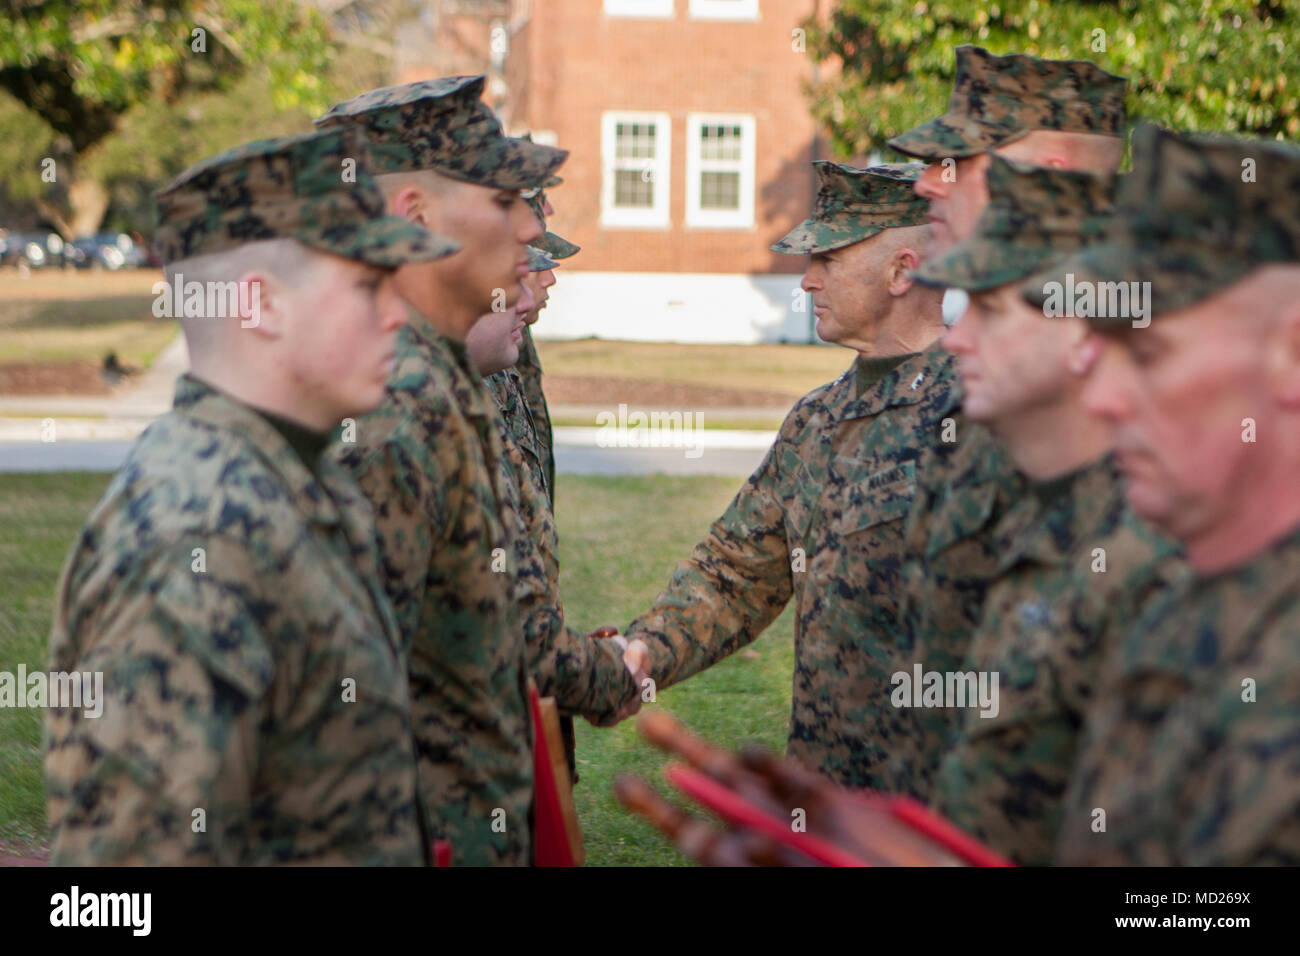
[506,437,638,721]
[45,536,273,865]
[623,436,796,690]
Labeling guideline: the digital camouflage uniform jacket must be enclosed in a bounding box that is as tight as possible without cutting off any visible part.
[330,316,532,866]
[1055,524,1300,865]
[880,388,1030,800]
[46,376,427,865]
[930,457,1186,864]
[626,342,958,787]
[515,326,555,502]
[487,365,550,503]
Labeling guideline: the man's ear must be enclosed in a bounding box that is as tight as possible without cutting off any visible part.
[1068,329,1106,377]
[237,271,283,340]
[890,246,920,296]
[388,185,428,227]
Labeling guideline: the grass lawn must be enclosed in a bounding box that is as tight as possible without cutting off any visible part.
[0,472,110,854]
[0,471,792,865]
[0,270,175,368]
[535,337,845,398]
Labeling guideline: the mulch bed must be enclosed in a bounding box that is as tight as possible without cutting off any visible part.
[0,361,114,395]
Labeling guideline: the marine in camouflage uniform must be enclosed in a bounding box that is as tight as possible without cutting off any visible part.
[1024,125,1300,864]
[625,163,958,788]
[45,128,456,865]
[481,244,635,783]
[488,180,580,505]
[318,77,631,865]
[512,177,578,504]
[875,48,1129,801]
[489,183,597,775]
[908,156,1187,864]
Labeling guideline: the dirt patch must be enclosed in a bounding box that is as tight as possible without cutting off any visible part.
[543,375,796,410]
[0,838,50,866]
[0,361,115,395]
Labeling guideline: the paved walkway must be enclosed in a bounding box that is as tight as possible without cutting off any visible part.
[0,336,775,475]
[0,432,771,476]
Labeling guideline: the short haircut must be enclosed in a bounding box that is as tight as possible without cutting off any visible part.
[1000,129,1124,172]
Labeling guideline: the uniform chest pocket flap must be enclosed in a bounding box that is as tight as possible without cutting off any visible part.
[834,459,917,536]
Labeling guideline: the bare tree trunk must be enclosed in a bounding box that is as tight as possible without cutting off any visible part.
[66,171,109,238]
[34,166,109,239]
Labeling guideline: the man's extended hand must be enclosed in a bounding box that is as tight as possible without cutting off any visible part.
[584,627,651,726]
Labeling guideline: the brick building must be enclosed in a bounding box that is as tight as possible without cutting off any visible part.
[503,0,832,343]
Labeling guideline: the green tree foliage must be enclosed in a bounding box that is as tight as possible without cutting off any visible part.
[0,0,335,236]
[803,1,1299,160]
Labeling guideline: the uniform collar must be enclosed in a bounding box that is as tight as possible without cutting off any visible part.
[839,338,957,422]
[994,455,1123,574]
[1120,520,1300,677]
[853,352,916,396]
[400,310,493,418]
[173,374,346,527]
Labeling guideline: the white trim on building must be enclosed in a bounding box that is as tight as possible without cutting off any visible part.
[685,112,756,229]
[689,0,759,21]
[601,111,672,229]
[535,271,817,344]
[604,0,674,19]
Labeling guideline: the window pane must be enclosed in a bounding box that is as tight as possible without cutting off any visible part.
[700,170,740,210]
[700,124,742,161]
[615,168,655,207]
[616,122,657,161]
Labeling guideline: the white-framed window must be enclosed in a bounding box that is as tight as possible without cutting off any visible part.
[689,0,758,21]
[604,0,674,18]
[601,112,672,228]
[685,113,755,229]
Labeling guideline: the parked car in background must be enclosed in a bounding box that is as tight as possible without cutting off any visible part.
[0,229,78,272]
[70,232,149,270]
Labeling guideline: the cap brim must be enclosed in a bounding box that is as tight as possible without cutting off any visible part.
[914,237,1065,291]
[1019,241,1250,325]
[299,215,460,268]
[535,230,579,259]
[526,245,558,270]
[456,137,568,190]
[887,114,1027,160]
[771,218,882,254]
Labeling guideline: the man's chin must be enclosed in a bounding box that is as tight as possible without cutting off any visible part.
[1121,476,1178,534]
[346,384,388,421]
[814,316,841,345]
[961,396,995,425]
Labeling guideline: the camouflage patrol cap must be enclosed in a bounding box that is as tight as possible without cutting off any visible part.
[523,183,580,259]
[772,161,930,254]
[521,133,563,189]
[526,245,558,271]
[154,126,459,267]
[887,46,1127,160]
[1023,123,1300,323]
[535,231,579,259]
[315,75,567,190]
[914,154,1116,291]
